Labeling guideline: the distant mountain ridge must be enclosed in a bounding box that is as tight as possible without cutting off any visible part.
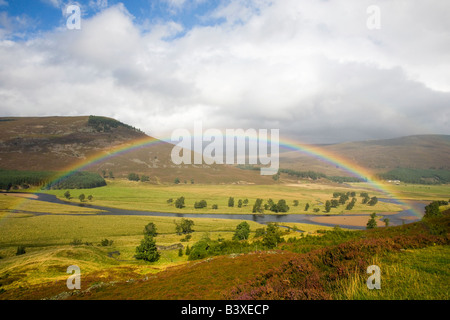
[280,134,450,177]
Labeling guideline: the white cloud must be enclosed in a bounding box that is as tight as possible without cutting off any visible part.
[0,1,449,143]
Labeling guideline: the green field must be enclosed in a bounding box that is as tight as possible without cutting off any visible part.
[41,179,406,215]
[0,180,449,300]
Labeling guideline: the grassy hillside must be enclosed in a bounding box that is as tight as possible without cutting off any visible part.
[0,116,275,184]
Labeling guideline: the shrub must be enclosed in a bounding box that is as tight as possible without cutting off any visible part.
[128,173,140,181]
[194,200,207,209]
[71,238,83,246]
[101,239,113,246]
[16,246,26,256]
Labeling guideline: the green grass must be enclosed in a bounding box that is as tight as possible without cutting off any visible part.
[41,179,405,215]
[0,212,267,292]
[334,245,450,300]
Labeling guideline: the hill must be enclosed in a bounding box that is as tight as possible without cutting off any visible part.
[1,116,449,184]
[279,134,450,177]
[0,116,273,184]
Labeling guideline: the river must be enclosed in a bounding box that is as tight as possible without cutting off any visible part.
[28,193,427,230]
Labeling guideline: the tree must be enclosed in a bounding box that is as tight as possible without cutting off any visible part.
[167,198,174,204]
[237,199,243,208]
[346,198,356,210]
[178,248,183,257]
[175,196,185,209]
[339,194,349,204]
[174,177,180,184]
[304,203,310,211]
[252,198,264,213]
[366,212,377,229]
[362,195,370,204]
[212,204,218,209]
[228,197,234,207]
[175,218,194,235]
[233,221,250,240]
[135,235,160,262]
[109,171,114,179]
[293,200,299,207]
[276,199,289,212]
[185,245,191,255]
[368,196,378,206]
[243,199,249,206]
[262,223,284,249]
[64,191,71,199]
[254,228,266,238]
[141,175,150,182]
[325,200,331,213]
[78,193,85,202]
[424,201,442,218]
[87,195,93,201]
[383,218,390,227]
[144,222,158,237]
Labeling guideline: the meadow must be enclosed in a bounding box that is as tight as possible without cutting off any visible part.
[41,179,406,215]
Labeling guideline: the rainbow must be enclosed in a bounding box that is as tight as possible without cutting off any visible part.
[3,134,423,221]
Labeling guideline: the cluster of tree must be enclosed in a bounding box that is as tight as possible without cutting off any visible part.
[265,199,290,213]
[0,169,54,190]
[323,191,378,212]
[174,177,194,184]
[424,200,449,218]
[0,169,105,190]
[228,197,249,208]
[360,192,378,206]
[47,171,106,189]
[87,115,143,133]
[101,170,114,179]
[187,222,286,261]
[378,168,450,185]
[278,168,364,183]
[194,200,207,209]
[168,197,218,210]
[64,192,94,202]
[127,173,150,182]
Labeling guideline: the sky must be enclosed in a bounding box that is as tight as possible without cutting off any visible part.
[0,0,449,144]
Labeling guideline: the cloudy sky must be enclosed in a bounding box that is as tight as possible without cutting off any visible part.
[0,0,449,143]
